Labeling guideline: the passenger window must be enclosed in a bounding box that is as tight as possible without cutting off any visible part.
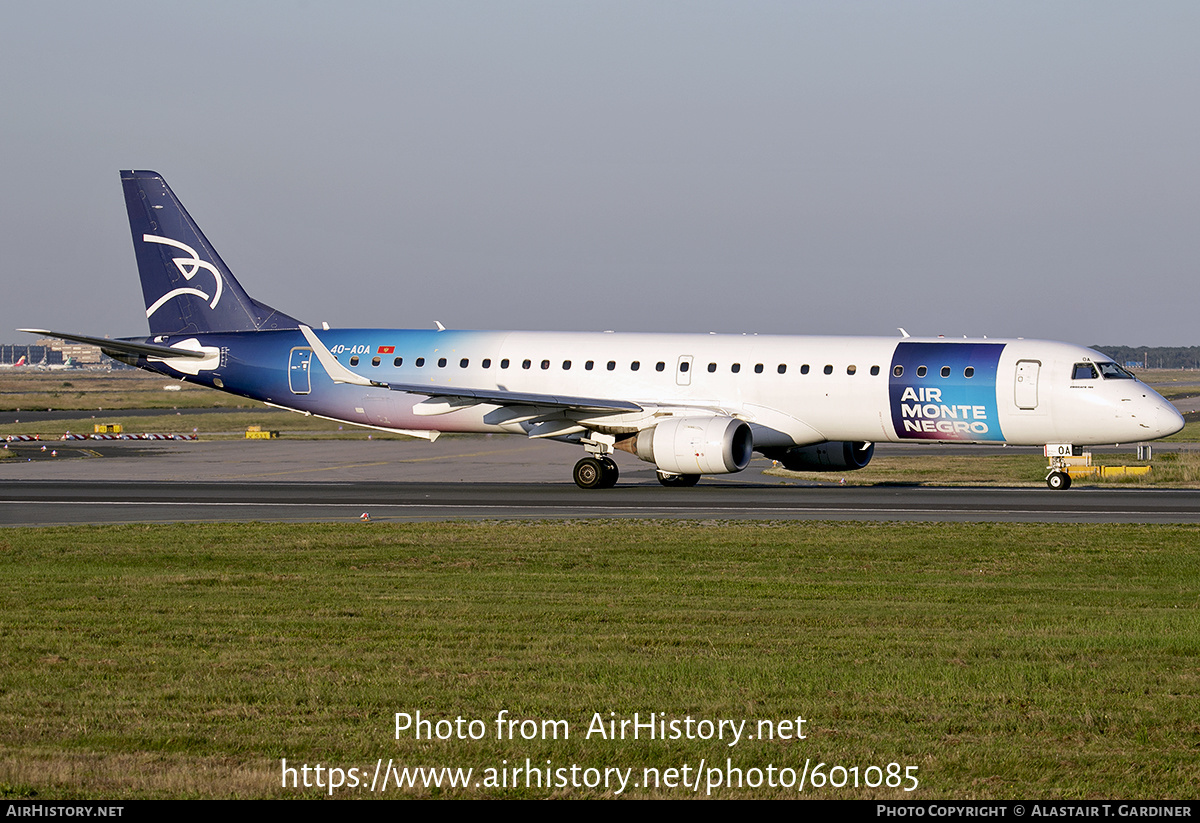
[607,361,616,371]
[585,360,594,370]
[800,364,810,375]
[731,363,741,373]
[522,359,531,369]
[754,364,763,374]
[460,358,469,368]
[846,365,856,375]
[656,362,665,372]
[680,361,690,373]
[481,359,491,368]
[541,360,550,370]
[371,356,381,367]
[500,359,509,369]
[963,366,974,378]
[1073,363,1098,380]
[438,358,447,367]
[940,366,950,377]
[870,365,880,376]
[893,365,903,377]
[349,356,359,366]
[916,366,927,377]
[631,361,640,371]
[823,365,833,375]
[778,364,786,374]
[393,356,403,367]
[415,357,424,367]
[708,363,717,373]
[563,360,571,370]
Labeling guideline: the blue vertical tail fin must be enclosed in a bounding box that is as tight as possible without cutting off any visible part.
[122,170,302,335]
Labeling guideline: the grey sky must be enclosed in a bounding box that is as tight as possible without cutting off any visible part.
[2,1,1197,346]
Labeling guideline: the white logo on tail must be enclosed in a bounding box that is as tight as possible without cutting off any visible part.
[142,235,225,318]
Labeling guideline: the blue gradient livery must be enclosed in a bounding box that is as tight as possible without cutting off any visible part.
[889,342,1005,442]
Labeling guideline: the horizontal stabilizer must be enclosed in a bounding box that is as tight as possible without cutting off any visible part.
[19,329,207,360]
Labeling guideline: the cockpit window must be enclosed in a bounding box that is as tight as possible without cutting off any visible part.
[1072,363,1098,380]
[1097,361,1135,379]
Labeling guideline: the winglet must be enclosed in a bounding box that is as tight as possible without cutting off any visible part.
[299,325,379,387]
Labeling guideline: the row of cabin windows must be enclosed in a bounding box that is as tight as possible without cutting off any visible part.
[344,354,889,376]
[341,354,976,380]
[892,365,977,379]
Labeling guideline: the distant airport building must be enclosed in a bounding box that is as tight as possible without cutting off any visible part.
[34,337,104,365]
[0,340,109,367]
[0,344,57,366]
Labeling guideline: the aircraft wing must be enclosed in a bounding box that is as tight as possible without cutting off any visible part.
[19,329,208,360]
[384,382,641,414]
[298,325,642,416]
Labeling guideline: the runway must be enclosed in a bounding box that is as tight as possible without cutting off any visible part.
[2,437,1198,525]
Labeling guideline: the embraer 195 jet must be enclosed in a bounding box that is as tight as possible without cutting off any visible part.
[23,171,1185,489]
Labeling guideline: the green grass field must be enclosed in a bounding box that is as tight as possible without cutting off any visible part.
[2,521,1198,799]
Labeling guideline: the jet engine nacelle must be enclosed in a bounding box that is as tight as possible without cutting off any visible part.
[766,441,874,471]
[625,416,753,475]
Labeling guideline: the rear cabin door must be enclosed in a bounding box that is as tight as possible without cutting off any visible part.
[289,348,312,394]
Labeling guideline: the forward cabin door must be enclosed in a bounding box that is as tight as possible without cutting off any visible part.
[1014,360,1040,410]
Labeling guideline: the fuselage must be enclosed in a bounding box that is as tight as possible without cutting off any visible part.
[134,328,1185,449]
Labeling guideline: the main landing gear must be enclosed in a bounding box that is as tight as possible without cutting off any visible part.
[571,431,703,489]
[573,432,621,489]
[573,456,619,489]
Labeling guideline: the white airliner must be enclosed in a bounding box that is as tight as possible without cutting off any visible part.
[23,171,1185,489]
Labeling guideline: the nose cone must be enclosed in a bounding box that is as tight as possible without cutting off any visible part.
[1154,395,1186,439]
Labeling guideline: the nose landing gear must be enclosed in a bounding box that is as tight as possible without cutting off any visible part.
[1044,444,1075,490]
[1046,470,1072,490]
